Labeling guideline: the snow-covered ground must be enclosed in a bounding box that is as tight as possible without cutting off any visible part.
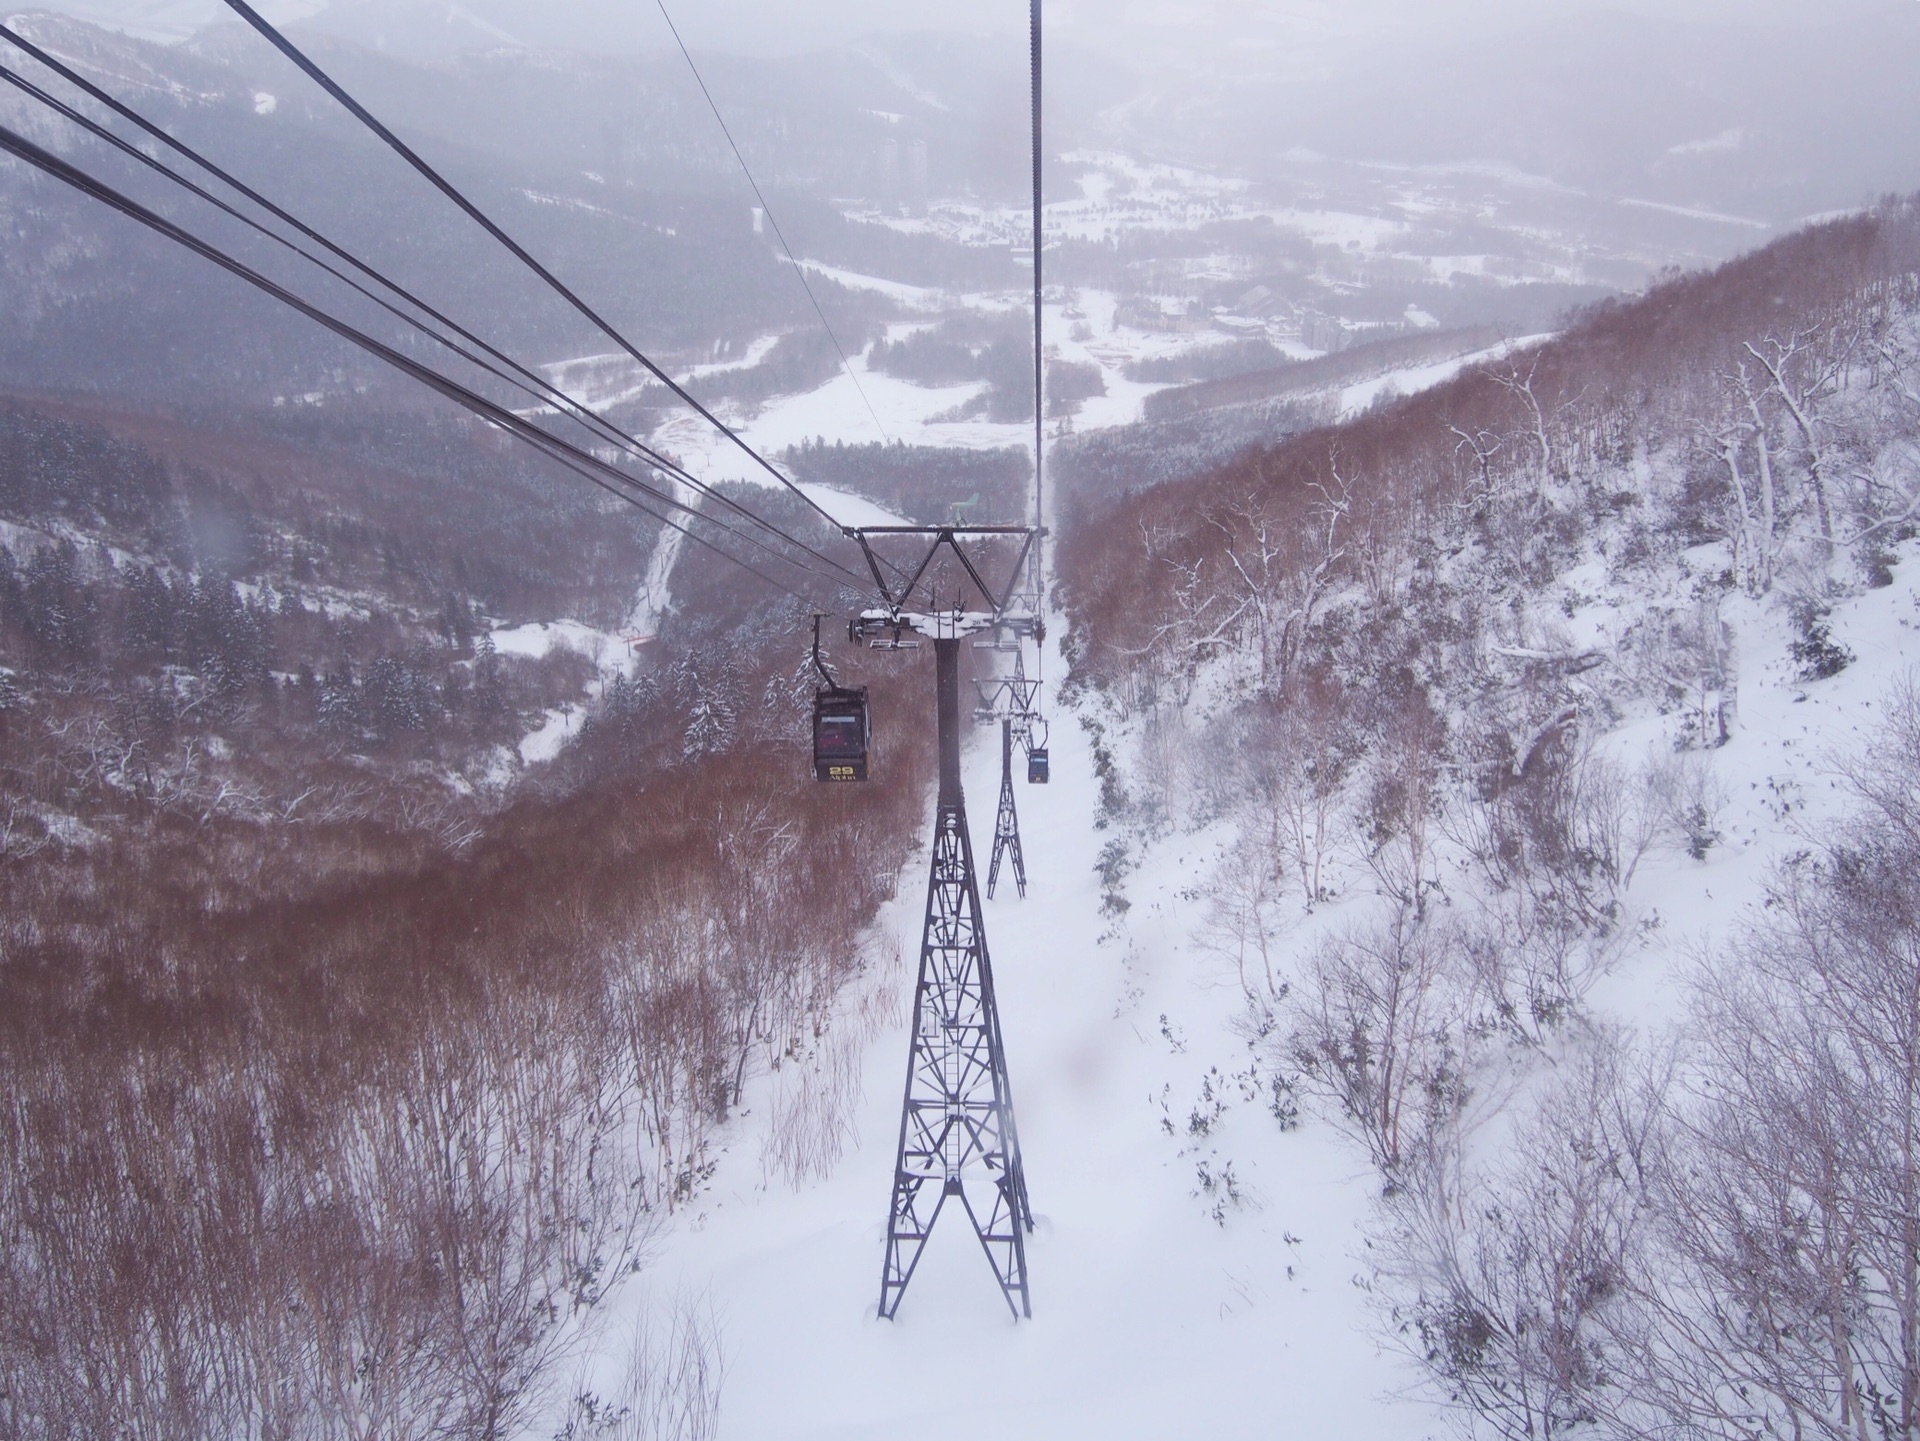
[1334,335,1548,418]
[564,535,1920,1439]
[633,302,1140,494]
[508,191,1894,1434]
[1577,553,1920,1030]
[840,147,1758,298]
[586,610,1449,1441]
[612,289,1505,505]
[490,617,635,764]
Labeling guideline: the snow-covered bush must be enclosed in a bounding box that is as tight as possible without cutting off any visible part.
[1379,1032,1659,1441]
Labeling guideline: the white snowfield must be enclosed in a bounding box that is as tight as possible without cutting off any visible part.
[1335,335,1550,418]
[490,618,632,766]
[591,288,1462,511]
[839,147,1752,294]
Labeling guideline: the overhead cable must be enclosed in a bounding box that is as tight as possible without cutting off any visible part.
[0,120,850,609]
[218,0,851,537]
[0,22,872,590]
[653,0,892,446]
[0,64,834,583]
[1030,0,1045,605]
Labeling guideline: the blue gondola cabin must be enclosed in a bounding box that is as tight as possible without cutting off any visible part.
[1027,745,1049,784]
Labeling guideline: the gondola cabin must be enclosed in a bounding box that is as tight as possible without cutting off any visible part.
[813,686,871,782]
[1027,745,1049,784]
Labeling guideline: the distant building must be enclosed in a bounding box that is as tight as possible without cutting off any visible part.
[1115,298,1213,334]
[1302,314,1348,352]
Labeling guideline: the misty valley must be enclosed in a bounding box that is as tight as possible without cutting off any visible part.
[3,3,1920,1439]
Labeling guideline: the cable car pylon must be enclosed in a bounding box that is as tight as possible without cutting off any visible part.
[845,527,1038,1321]
[988,717,1027,900]
[975,646,1039,899]
[881,630,1031,1320]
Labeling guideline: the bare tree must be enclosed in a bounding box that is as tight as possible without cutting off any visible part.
[1380,1032,1663,1441]
[566,1292,724,1441]
[1239,679,1358,908]
[1164,455,1355,698]
[1579,745,1685,894]
[1361,690,1448,918]
[1705,359,1785,594]
[1853,309,1920,541]
[1448,422,1509,512]
[1484,353,1577,511]
[1197,828,1286,1000]
[1284,906,1469,1176]
[1744,328,1854,548]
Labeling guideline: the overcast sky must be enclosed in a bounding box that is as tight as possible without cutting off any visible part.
[32,0,1901,58]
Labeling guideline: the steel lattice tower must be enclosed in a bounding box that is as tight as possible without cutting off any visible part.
[988,717,1027,900]
[879,637,1033,1320]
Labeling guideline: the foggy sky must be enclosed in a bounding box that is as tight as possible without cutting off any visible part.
[31,0,1901,60]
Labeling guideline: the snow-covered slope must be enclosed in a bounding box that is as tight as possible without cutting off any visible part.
[568,537,1920,1439]
[563,205,1920,1440]
[581,609,1447,1440]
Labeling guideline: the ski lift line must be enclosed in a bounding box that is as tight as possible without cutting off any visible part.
[1028,0,1047,698]
[1029,0,1044,600]
[0,121,848,610]
[217,0,850,538]
[0,27,872,592]
[651,0,892,446]
[480,399,850,604]
[492,420,842,609]
[1029,0,1043,525]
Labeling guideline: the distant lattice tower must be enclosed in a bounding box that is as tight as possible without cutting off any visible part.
[988,717,1027,900]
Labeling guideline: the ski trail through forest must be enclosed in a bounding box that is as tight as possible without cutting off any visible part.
[624,477,689,641]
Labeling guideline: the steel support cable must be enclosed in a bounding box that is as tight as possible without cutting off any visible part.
[652,0,891,445]
[0,121,848,609]
[492,425,854,609]
[218,0,854,540]
[0,24,872,591]
[1030,0,1045,615]
[0,74,861,594]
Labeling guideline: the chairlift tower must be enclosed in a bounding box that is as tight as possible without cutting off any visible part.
[849,526,1039,1321]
